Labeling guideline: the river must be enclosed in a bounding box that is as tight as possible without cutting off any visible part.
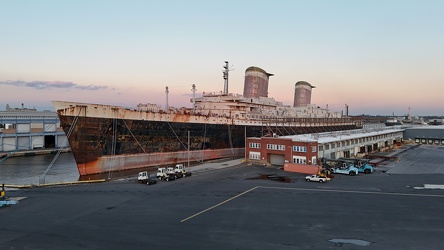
[0,152,79,185]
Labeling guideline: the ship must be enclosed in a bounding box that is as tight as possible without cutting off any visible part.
[53,62,363,176]
[384,118,403,126]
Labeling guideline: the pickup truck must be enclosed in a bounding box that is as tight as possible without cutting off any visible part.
[305,175,328,183]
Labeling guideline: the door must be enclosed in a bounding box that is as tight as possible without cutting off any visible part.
[269,154,285,165]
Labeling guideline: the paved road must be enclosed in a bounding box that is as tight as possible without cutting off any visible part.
[384,144,444,174]
[1,159,444,250]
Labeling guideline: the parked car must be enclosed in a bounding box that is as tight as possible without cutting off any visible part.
[330,163,359,176]
[356,162,373,174]
[305,175,328,183]
[338,158,373,174]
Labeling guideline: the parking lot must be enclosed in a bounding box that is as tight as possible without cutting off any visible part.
[384,144,444,174]
[1,145,444,249]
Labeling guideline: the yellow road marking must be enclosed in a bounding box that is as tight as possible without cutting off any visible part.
[180,186,258,223]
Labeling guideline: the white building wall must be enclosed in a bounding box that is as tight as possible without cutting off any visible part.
[44,123,56,132]
[3,137,16,151]
[18,136,30,150]
[318,132,402,159]
[31,123,44,129]
[57,135,69,147]
[32,136,44,149]
[17,124,30,133]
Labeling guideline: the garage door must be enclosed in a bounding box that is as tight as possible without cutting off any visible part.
[3,138,16,151]
[269,154,285,165]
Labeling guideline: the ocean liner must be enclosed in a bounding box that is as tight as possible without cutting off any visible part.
[53,62,362,176]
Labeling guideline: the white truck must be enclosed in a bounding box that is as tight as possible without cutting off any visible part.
[156,167,176,181]
[174,164,192,178]
[305,175,328,183]
[137,171,157,185]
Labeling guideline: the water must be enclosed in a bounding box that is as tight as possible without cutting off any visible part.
[0,152,79,185]
[0,151,215,185]
[328,239,372,247]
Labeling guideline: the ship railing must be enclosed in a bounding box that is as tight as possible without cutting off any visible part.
[202,92,243,97]
[260,117,358,125]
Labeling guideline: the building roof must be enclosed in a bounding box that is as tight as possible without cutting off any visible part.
[281,126,404,144]
[405,125,444,130]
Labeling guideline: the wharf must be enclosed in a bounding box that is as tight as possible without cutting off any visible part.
[0,148,71,158]
[367,144,419,166]
[2,146,444,249]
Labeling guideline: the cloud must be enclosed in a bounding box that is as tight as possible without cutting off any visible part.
[0,80,108,90]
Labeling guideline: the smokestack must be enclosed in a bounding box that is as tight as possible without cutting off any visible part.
[243,66,273,98]
[293,81,315,107]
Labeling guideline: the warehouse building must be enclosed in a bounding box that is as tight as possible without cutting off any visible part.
[403,125,444,145]
[0,105,68,152]
[246,125,404,166]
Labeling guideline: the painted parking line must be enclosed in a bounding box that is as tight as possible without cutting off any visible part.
[258,186,444,198]
[180,186,258,223]
[180,185,444,222]
[414,184,444,190]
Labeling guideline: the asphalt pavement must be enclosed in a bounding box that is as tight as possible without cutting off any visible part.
[1,146,444,249]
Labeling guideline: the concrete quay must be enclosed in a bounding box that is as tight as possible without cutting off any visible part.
[0,148,71,158]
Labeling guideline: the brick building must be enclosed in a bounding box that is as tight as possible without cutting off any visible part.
[246,136,318,166]
[246,125,404,168]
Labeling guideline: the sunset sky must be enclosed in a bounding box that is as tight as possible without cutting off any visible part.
[1,0,443,116]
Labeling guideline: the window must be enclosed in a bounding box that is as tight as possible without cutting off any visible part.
[312,146,317,152]
[249,152,260,160]
[249,142,261,149]
[267,144,285,151]
[293,156,306,164]
[293,146,306,152]
[311,156,317,165]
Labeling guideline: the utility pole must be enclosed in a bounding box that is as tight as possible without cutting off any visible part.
[188,130,190,168]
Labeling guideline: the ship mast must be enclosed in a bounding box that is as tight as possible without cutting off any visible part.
[191,84,197,113]
[223,61,229,95]
[165,86,169,110]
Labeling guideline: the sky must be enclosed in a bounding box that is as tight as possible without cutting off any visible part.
[1,0,443,116]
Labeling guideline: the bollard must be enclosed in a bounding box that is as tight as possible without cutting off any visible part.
[1,184,5,198]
